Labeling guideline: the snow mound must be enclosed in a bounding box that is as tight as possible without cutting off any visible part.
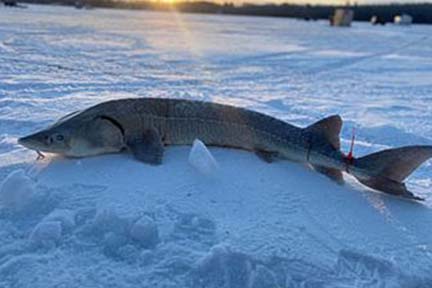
[75,208,160,260]
[0,169,35,209]
[191,245,324,288]
[189,245,426,288]
[250,265,279,288]
[188,139,219,175]
[92,208,129,236]
[102,231,129,258]
[29,221,62,248]
[42,209,76,231]
[331,249,423,287]
[191,244,254,288]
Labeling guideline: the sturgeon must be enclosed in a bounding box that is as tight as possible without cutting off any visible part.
[18,98,432,200]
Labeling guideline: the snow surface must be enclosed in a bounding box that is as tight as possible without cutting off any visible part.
[1,4,432,287]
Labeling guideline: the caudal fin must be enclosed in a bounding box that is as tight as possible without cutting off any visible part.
[353,145,432,200]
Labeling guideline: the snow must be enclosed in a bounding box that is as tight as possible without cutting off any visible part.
[1,4,432,287]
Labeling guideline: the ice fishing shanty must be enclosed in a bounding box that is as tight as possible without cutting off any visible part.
[330,8,354,27]
[394,14,413,25]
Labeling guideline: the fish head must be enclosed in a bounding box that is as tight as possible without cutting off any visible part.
[18,113,125,158]
[18,123,76,155]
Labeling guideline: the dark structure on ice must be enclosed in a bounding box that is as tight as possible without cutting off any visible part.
[18,0,432,24]
[2,0,17,6]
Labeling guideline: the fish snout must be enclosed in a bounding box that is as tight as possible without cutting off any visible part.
[17,132,47,150]
[17,135,31,146]
[17,136,29,146]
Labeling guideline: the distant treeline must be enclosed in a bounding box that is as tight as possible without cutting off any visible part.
[18,0,432,24]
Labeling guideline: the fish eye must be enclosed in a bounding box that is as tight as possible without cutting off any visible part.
[56,134,64,141]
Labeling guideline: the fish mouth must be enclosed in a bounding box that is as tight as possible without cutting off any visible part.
[18,136,48,160]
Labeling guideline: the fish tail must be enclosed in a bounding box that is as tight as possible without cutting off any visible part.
[349,145,432,200]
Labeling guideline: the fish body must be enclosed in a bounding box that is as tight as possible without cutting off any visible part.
[19,98,432,200]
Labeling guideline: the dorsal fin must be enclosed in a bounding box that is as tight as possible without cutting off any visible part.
[305,115,342,150]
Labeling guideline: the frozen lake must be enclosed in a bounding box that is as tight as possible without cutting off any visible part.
[1,4,432,287]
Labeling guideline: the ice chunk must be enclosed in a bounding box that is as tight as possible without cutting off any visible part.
[42,209,76,231]
[0,169,35,209]
[130,216,159,249]
[30,221,62,248]
[188,139,218,175]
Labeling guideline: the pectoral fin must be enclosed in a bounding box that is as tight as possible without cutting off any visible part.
[255,150,278,163]
[127,129,164,165]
